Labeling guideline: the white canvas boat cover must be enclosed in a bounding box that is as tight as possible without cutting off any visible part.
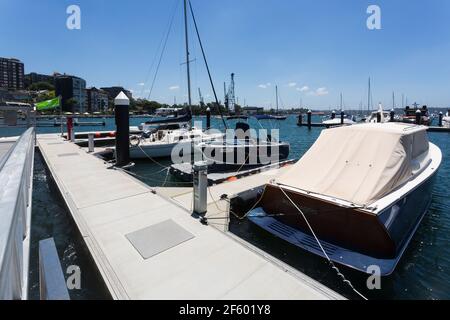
[277,123,429,206]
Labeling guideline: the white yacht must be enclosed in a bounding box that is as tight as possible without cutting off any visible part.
[366,104,391,123]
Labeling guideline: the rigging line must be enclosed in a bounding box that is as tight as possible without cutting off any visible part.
[277,185,368,301]
[139,0,177,98]
[188,0,228,130]
[147,0,181,100]
[137,143,171,169]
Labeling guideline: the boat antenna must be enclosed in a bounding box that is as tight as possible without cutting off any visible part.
[188,0,228,129]
[183,0,192,126]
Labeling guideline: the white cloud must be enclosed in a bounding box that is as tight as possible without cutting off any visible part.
[297,86,309,92]
[288,82,297,87]
[315,87,329,96]
[169,85,180,91]
[138,82,145,86]
[308,87,329,96]
[258,82,271,89]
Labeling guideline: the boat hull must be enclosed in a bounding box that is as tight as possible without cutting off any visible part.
[247,171,437,276]
[199,141,290,171]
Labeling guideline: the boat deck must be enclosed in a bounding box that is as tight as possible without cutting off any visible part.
[37,133,343,300]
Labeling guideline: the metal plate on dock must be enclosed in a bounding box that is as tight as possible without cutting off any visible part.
[48,142,64,145]
[126,219,195,259]
[57,152,80,157]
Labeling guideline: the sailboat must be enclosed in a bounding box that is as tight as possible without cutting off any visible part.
[322,93,355,126]
[254,86,287,120]
[128,0,223,159]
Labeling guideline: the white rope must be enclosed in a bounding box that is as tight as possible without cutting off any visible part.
[137,143,171,170]
[277,185,368,300]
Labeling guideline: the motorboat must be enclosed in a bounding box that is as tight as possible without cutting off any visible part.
[443,110,450,128]
[254,114,287,121]
[241,123,441,276]
[322,111,356,127]
[195,122,290,172]
[138,112,193,132]
[401,105,431,126]
[366,104,391,123]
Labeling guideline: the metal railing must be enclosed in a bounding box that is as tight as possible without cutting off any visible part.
[39,238,70,300]
[0,127,35,300]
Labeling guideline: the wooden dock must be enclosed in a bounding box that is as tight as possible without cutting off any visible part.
[37,133,344,300]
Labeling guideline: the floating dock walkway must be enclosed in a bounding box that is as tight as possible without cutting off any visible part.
[37,133,344,300]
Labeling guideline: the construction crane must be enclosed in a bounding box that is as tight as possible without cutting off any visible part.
[224,73,236,114]
[198,88,205,107]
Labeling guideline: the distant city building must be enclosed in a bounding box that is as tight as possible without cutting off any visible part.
[86,87,109,113]
[0,57,25,90]
[0,88,32,103]
[24,72,56,88]
[242,106,264,115]
[55,75,87,113]
[100,86,133,102]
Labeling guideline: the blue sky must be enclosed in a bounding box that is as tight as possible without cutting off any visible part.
[1,0,450,109]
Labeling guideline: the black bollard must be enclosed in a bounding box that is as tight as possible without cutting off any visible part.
[415,109,422,125]
[340,110,345,125]
[298,113,303,126]
[390,109,395,122]
[307,110,312,129]
[114,92,130,167]
[331,110,336,119]
[206,107,211,130]
[438,112,443,127]
[377,112,382,123]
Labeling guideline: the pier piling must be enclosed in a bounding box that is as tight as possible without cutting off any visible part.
[66,117,74,142]
[298,113,303,126]
[415,109,422,125]
[307,110,312,129]
[390,109,395,122]
[114,92,130,167]
[206,107,211,130]
[340,110,344,125]
[88,133,94,153]
[439,112,443,127]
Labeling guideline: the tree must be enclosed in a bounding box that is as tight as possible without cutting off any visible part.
[28,81,55,91]
[65,98,78,111]
[35,90,56,103]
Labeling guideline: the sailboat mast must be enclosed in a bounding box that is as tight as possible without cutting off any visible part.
[368,77,371,112]
[183,0,192,116]
[392,91,395,109]
[276,85,279,113]
[340,92,343,110]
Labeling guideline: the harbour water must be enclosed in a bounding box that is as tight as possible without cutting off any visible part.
[2,115,448,299]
